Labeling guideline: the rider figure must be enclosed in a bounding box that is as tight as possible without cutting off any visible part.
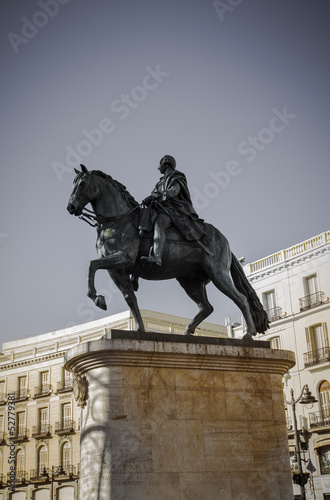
[140,155,205,266]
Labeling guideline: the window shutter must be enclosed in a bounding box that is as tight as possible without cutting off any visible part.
[322,323,329,348]
[305,327,313,351]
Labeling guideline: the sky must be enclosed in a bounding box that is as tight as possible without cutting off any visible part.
[0,0,329,345]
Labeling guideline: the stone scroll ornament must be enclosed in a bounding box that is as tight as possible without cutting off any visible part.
[67,159,269,339]
[73,374,87,408]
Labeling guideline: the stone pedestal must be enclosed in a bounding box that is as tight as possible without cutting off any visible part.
[65,331,295,500]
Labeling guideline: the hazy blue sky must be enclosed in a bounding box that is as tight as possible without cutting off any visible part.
[1,0,329,344]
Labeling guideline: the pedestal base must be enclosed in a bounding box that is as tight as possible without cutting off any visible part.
[65,331,295,500]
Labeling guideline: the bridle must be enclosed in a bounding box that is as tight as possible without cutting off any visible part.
[78,205,141,228]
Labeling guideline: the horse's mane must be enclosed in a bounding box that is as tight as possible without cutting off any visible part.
[91,170,139,208]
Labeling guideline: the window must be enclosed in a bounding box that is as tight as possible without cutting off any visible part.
[63,368,71,384]
[305,274,318,296]
[263,290,282,321]
[40,371,49,391]
[300,274,325,310]
[39,407,48,431]
[270,337,280,350]
[61,442,71,469]
[0,381,5,402]
[16,412,25,436]
[18,376,27,398]
[319,445,330,475]
[62,403,72,428]
[264,290,276,311]
[16,448,24,474]
[0,414,4,443]
[305,323,329,362]
[320,381,330,424]
[38,445,48,474]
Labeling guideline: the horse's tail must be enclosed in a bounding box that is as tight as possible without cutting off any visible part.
[230,253,270,334]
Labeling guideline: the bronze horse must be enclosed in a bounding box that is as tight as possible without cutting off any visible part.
[67,164,269,339]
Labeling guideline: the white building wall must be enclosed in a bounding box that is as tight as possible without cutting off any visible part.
[233,230,330,500]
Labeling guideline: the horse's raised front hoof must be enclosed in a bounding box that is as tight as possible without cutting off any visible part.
[95,295,107,310]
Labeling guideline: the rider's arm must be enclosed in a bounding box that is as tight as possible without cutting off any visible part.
[161,182,180,202]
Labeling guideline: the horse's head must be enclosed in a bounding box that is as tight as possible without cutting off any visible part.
[67,164,98,216]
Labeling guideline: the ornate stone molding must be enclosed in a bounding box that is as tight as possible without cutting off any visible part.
[72,374,87,408]
[65,333,295,377]
[0,351,64,371]
[249,246,330,283]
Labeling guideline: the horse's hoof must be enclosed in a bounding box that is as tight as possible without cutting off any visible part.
[242,333,253,340]
[184,328,194,336]
[95,295,107,310]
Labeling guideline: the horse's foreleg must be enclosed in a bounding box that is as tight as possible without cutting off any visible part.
[108,271,145,333]
[87,251,134,310]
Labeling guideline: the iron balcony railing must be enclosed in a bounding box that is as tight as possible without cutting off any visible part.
[34,384,52,398]
[0,431,6,444]
[7,471,28,484]
[13,389,29,401]
[55,419,76,434]
[309,409,330,428]
[10,428,29,441]
[57,379,73,393]
[32,424,52,438]
[36,465,77,479]
[267,306,283,322]
[299,291,325,311]
[30,469,49,482]
[58,465,76,477]
[304,347,330,367]
[0,393,7,404]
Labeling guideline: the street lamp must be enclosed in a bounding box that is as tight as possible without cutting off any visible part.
[285,384,317,500]
[41,465,64,499]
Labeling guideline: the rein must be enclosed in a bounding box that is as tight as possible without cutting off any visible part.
[78,205,140,228]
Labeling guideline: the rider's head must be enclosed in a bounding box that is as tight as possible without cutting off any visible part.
[159,155,176,173]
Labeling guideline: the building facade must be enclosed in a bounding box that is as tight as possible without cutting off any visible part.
[230,230,330,500]
[0,310,226,500]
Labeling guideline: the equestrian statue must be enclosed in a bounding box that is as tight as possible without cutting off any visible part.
[67,156,269,339]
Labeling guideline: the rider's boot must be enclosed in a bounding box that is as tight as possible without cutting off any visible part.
[141,215,170,266]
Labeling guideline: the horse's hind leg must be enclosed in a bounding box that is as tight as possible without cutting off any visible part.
[108,270,145,332]
[176,277,213,335]
[210,270,257,337]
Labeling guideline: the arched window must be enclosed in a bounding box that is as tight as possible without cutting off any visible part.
[319,445,330,475]
[15,448,25,483]
[61,442,71,470]
[319,380,330,425]
[38,445,48,475]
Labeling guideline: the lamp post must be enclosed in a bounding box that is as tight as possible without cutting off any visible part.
[285,384,317,500]
[50,465,64,500]
[41,465,64,499]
